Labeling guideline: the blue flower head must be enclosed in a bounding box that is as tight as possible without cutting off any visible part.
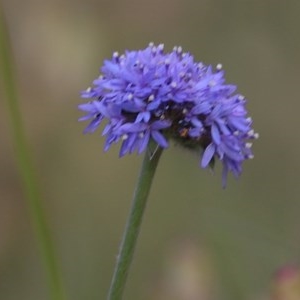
[79,43,258,186]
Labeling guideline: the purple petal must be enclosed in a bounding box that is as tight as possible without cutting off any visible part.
[119,133,138,157]
[216,120,231,135]
[80,89,98,98]
[102,123,112,135]
[151,120,171,130]
[137,131,150,154]
[191,117,203,128]
[121,102,141,113]
[147,99,161,110]
[102,60,120,75]
[118,122,147,134]
[78,114,94,121]
[104,134,118,152]
[101,79,124,89]
[127,133,138,153]
[188,127,202,138]
[151,131,169,148]
[228,116,250,132]
[210,104,222,119]
[78,103,95,112]
[119,139,130,157]
[136,111,151,123]
[83,117,102,133]
[201,143,216,168]
[211,123,221,145]
[191,102,211,115]
[220,143,243,162]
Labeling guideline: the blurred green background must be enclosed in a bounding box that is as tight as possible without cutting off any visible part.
[1,0,300,299]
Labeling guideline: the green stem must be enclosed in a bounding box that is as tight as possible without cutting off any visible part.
[0,7,67,300]
[107,140,163,300]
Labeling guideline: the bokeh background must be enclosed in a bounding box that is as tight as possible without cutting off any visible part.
[1,0,300,299]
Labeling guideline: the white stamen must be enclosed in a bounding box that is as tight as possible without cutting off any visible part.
[253,133,259,139]
[86,87,92,92]
[246,143,253,148]
[234,131,240,136]
[122,134,128,140]
[149,42,154,47]
[113,52,119,58]
[160,114,165,120]
[127,93,134,100]
[238,95,245,101]
[157,44,164,51]
[209,80,216,87]
[148,94,155,102]
[171,81,177,88]
[246,117,252,123]
[248,154,254,159]
[248,129,254,136]
[216,63,222,70]
[165,58,171,65]
[182,108,188,114]
[138,132,144,138]
[177,46,183,54]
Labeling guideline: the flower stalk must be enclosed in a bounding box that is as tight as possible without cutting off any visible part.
[79,43,257,299]
[107,140,163,300]
[0,6,67,300]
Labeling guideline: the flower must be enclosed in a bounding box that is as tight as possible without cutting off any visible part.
[79,43,258,186]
